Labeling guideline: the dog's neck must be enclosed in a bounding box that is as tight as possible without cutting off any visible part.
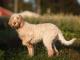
[15,22,24,31]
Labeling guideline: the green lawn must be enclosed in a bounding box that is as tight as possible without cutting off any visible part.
[0,15,80,60]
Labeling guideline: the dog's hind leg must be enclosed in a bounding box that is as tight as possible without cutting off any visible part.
[43,39,54,57]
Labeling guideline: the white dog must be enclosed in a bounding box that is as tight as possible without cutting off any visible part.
[8,14,76,57]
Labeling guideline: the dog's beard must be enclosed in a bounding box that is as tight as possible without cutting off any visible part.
[14,24,21,29]
[13,22,24,29]
[10,23,20,29]
[9,21,24,29]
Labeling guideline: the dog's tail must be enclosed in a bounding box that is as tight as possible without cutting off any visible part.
[58,31,76,46]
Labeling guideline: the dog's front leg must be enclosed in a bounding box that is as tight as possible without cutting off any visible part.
[27,42,34,57]
[21,35,34,56]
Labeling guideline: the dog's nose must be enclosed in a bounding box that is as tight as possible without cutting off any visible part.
[13,22,16,25]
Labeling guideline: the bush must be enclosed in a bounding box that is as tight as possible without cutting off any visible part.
[0,50,4,60]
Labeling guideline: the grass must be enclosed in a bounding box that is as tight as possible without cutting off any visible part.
[0,14,80,60]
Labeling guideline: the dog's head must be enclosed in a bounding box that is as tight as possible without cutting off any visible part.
[8,14,24,29]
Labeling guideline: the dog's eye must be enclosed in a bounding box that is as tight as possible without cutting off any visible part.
[17,17,19,19]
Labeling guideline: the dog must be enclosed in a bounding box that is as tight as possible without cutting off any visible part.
[8,14,76,57]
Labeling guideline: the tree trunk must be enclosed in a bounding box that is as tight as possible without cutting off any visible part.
[14,0,18,13]
[35,0,41,14]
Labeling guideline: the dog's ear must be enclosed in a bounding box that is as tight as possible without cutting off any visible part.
[19,15,24,21]
[18,15,24,28]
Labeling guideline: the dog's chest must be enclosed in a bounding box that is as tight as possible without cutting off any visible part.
[17,27,33,40]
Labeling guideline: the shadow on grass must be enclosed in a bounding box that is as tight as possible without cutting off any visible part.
[55,40,80,53]
[0,28,23,60]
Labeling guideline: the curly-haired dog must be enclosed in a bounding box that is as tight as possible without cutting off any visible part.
[8,14,76,57]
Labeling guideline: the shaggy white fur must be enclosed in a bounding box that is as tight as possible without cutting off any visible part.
[8,14,76,57]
